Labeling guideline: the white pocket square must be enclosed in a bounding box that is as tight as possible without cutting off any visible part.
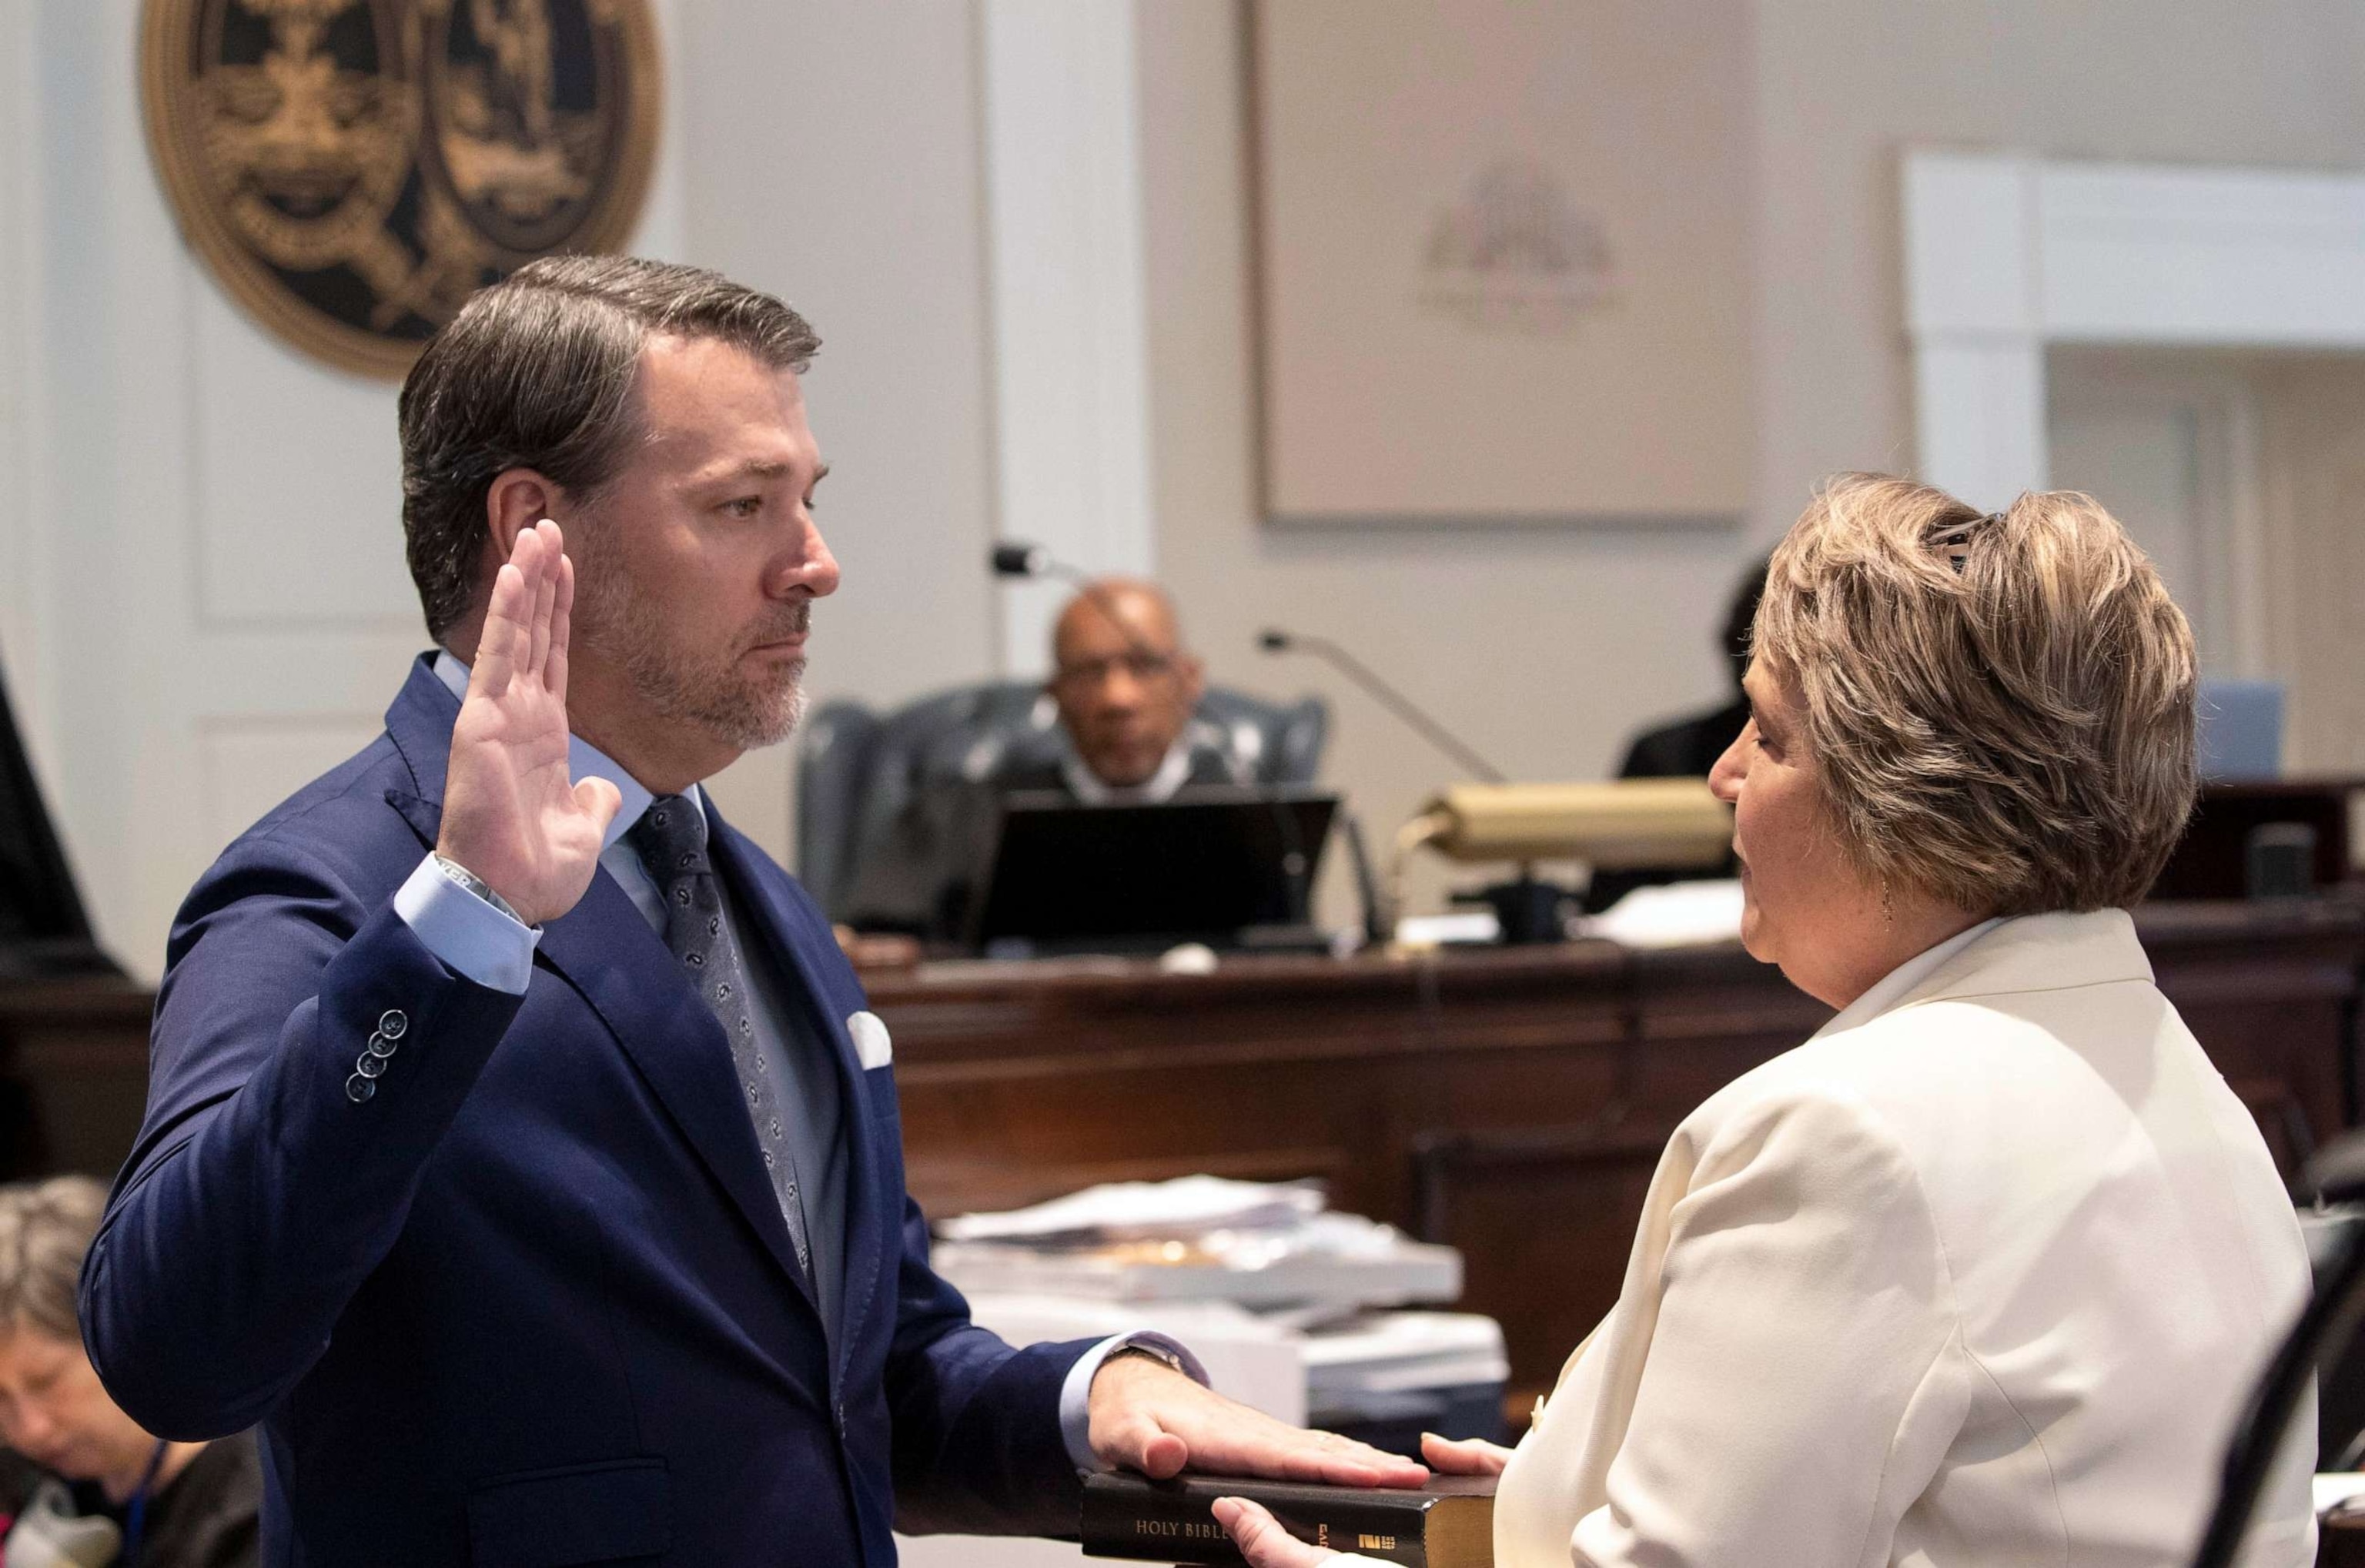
[848,1011,893,1071]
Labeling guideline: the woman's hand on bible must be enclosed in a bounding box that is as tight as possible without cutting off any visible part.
[1211,1496,1338,1567]
[1420,1430,1513,1476]
[1213,1432,1513,1565]
[437,520,621,927]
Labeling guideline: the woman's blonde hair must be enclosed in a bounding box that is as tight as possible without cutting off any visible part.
[0,1175,105,1342]
[1751,473,2196,917]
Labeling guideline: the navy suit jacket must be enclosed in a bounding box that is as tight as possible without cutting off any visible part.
[81,658,1090,1566]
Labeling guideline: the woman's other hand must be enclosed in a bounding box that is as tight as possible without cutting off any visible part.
[1212,1497,1337,1566]
[1421,1430,1513,1475]
[1213,1434,1510,1565]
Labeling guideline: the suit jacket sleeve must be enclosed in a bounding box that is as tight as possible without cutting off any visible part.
[881,1192,1096,1536]
[1561,1090,1967,1567]
[79,831,525,1439]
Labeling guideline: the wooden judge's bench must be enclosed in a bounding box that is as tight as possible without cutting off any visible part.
[869,898,2363,1402]
[5,899,2363,1408]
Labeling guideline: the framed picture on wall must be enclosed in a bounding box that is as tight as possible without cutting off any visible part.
[1249,0,1755,524]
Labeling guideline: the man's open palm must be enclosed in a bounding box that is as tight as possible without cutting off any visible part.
[437,520,621,926]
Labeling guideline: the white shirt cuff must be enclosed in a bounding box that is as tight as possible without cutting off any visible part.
[1058,1331,1210,1472]
[393,854,540,995]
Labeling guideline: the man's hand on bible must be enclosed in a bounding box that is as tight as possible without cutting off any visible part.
[437,520,621,928]
[1085,1352,1429,1488]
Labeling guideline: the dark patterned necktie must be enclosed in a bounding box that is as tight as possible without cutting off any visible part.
[629,795,814,1285]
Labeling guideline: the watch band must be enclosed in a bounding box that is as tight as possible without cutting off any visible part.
[433,854,527,926]
[1104,1341,1188,1377]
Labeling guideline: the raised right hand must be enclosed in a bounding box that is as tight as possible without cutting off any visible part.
[436,520,621,926]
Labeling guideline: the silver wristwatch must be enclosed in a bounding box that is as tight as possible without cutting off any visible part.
[1103,1340,1188,1378]
[433,854,527,925]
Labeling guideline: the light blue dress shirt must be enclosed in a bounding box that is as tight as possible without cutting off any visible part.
[391,653,1199,1466]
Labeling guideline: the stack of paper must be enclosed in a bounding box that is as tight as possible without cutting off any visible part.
[1302,1311,1510,1420]
[932,1177,1463,1314]
[935,1175,1326,1246]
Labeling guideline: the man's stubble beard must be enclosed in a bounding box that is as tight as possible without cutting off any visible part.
[572,548,811,753]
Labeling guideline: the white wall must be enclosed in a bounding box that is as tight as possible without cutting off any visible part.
[14,0,2365,971]
[1136,5,1757,922]
[5,0,436,980]
[1,0,1015,975]
[1133,0,2365,921]
[666,0,1006,861]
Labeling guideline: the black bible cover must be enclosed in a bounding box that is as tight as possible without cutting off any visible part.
[1079,1472,1495,1566]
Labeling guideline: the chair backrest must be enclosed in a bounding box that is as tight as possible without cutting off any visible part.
[794,680,1329,919]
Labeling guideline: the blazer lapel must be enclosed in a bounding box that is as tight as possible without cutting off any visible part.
[535,872,825,1318]
[383,654,459,807]
[707,813,888,1369]
[376,657,821,1316]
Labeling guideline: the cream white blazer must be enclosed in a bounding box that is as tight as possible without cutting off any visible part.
[1340,910,2316,1567]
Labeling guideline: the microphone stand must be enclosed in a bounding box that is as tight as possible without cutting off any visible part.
[1257,630,1505,784]
[1261,629,1572,943]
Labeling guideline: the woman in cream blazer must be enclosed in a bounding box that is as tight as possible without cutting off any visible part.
[1220,476,2315,1567]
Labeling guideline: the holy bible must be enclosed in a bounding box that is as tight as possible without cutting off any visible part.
[1079,1472,1495,1566]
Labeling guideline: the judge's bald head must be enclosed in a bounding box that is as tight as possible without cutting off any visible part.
[1046,579,1205,788]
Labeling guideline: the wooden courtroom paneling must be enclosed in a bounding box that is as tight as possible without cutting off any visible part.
[0,975,154,1181]
[877,901,2365,1399]
[6,901,2360,1402]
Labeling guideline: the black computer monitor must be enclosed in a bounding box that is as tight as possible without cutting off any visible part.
[966,787,1339,954]
[0,655,113,978]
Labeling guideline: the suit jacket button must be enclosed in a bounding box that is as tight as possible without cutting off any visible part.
[345,1073,376,1103]
[835,1400,846,1433]
[377,1009,409,1041]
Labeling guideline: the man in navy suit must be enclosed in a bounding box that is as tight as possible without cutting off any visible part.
[79,257,1420,1565]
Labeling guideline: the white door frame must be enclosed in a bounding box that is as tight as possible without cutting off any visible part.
[976,0,1156,680]
[1904,150,2365,512]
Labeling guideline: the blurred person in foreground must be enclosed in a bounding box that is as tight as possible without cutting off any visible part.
[1220,474,2314,1566]
[0,1179,257,1567]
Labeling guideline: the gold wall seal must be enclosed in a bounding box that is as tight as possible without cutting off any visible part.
[142,0,661,379]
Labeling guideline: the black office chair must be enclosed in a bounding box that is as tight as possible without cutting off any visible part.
[2191,1134,2365,1566]
[795,680,1328,921]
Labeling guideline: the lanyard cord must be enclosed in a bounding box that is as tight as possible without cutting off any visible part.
[122,1439,168,1568]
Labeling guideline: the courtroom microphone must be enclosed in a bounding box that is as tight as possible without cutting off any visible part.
[2189,1126,2365,1567]
[1257,628,1507,784]
[989,540,1170,669]
[991,541,1069,582]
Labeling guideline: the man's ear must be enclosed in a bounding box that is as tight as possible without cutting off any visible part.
[483,468,563,564]
[1179,652,1207,707]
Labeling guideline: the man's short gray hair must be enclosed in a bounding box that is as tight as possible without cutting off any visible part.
[398,256,822,642]
[0,1175,105,1342]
